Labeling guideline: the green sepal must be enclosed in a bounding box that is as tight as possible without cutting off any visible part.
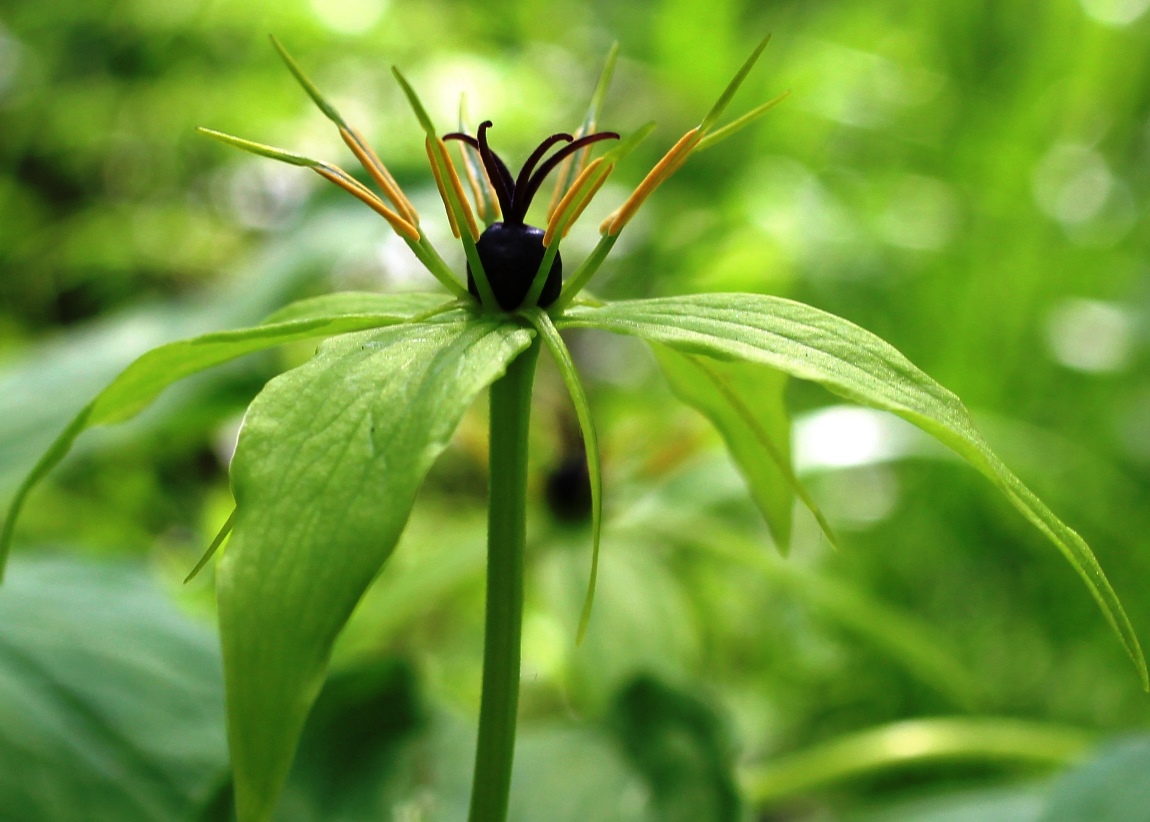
[269,35,346,126]
[524,309,603,642]
[699,34,771,134]
[197,127,318,167]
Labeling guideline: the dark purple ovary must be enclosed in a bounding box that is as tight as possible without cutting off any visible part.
[467,222,562,310]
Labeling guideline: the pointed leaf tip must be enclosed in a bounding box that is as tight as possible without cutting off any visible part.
[558,294,1148,686]
[196,127,318,168]
[392,66,437,137]
[700,33,773,133]
[269,34,346,127]
[185,509,236,584]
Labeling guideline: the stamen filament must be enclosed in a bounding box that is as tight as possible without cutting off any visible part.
[314,164,420,242]
[603,127,700,235]
[340,126,420,225]
[543,157,608,246]
[425,141,462,239]
[561,165,612,238]
[435,138,480,240]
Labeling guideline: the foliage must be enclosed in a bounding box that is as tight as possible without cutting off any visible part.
[3,2,1150,820]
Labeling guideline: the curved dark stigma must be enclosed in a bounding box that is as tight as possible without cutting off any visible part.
[443,122,515,217]
[476,121,516,214]
[522,132,620,216]
[442,124,620,226]
[509,132,573,223]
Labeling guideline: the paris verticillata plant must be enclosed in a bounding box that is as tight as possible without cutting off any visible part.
[1,35,1146,822]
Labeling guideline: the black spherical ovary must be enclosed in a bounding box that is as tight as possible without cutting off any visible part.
[467,222,562,311]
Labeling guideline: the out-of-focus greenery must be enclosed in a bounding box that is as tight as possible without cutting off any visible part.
[2,0,1150,819]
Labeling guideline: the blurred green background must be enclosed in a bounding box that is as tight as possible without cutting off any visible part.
[2,0,1150,820]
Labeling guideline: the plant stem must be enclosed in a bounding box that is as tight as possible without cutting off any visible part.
[468,339,540,822]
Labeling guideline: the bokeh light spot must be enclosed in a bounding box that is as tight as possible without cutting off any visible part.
[309,0,389,35]
[1044,298,1134,373]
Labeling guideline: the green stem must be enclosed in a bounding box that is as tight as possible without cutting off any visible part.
[468,339,541,822]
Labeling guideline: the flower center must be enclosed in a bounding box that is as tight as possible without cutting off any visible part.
[445,122,618,309]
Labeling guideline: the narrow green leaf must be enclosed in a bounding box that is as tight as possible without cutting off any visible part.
[553,233,619,311]
[185,508,236,584]
[391,69,494,307]
[558,294,1148,688]
[217,316,534,822]
[196,127,318,167]
[1,295,442,577]
[695,90,790,152]
[740,717,1093,806]
[585,42,619,134]
[548,44,621,204]
[653,346,840,552]
[391,67,437,138]
[269,35,346,126]
[699,34,772,134]
[602,121,657,165]
[525,309,602,642]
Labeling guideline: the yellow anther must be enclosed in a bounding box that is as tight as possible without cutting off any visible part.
[456,142,491,221]
[605,127,700,236]
[427,137,480,241]
[340,126,420,226]
[562,165,612,239]
[425,140,462,239]
[544,157,608,246]
[313,165,420,242]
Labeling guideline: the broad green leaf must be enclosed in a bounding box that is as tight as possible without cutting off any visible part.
[0,293,446,576]
[653,346,811,552]
[216,316,534,822]
[852,785,1047,822]
[740,717,1093,807]
[609,675,741,822]
[1039,735,1150,822]
[558,294,1148,687]
[0,557,226,821]
[260,291,449,324]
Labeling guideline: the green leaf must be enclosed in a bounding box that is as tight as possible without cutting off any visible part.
[652,346,837,552]
[740,717,1092,807]
[0,293,443,578]
[694,90,790,151]
[259,291,450,324]
[558,294,1148,687]
[1039,735,1150,822]
[216,316,534,822]
[269,35,346,127]
[699,34,771,133]
[391,67,437,138]
[0,557,227,821]
[524,309,603,642]
[196,127,319,167]
[609,675,742,822]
